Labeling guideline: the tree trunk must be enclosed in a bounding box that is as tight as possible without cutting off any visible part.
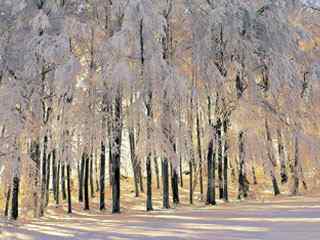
[146,154,153,211]
[40,135,48,216]
[265,119,280,196]
[179,154,183,188]
[277,129,288,184]
[172,166,180,205]
[90,153,95,198]
[129,129,140,197]
[196,111,203,200]
[79,154,85,203]
[222,120,228,202]
[52,149,57,201]
[4,185,11,217]
[154,156,160,190]
[238,131,249,199]
[45,151,51,206]
[11,157,20,220]
[84,152,90,210]
[112,94,122,214]
[56,160,60,205]
[206,139,215,205]
[66,164,72,214]
[252,166,258,185]
[162,158,170,209]
[217,119,223,199]
[291,135,300,195]
[100,139,106,210]
[61,163,67,200]
[189,160,193,205]
[30,140,40,217]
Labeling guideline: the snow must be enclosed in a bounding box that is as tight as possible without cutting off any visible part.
[1,194,320,240]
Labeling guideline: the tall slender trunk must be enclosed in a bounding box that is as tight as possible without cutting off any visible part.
[79,154,85,202]
[217,119,223,199]
[277,129,288,184]
[90,153,95,198]
[112,94,122,214]
[11,157,20,220]
[138,162,144,193]
[129,128,139,197]
[45,151,51,206]
[40,135,48,216]
[291,135,300,195]
[162,158,170,209]
[238,131,249,199]
[84,152,90,210]
[61,163,67,200]
[179,154,183,188]
[66,164,72,214]
[196,111,203,200]
[265,119,280,196]
[52,149,57,200]
[100,139,106,210]
[171,164,180,205]
[189,160,193,204]
[95,149,99,193]
[56,160,61,205]
[222,120,228,202]
[31,140,40,217]
[146,154,153,211]
[206,139,215,205]
[4,185,11,217]
[154,156,160,189]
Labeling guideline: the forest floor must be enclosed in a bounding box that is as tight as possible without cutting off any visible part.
[1,176,320,240]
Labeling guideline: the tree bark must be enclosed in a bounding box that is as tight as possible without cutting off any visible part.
[11,157,20,220]
[206,139,215,205]
[66,164,72,214]
[84,152,90,210]
[112,94,122,214]
[100,139,106,210]
[4,185,11,217]
[154,156,160,190]
[196,111,204,200]
[277,129,288,184]
[146,154,153,211]
[129,128,139,197]
[61,162,67,201]
[238,131,249,199]
[162,158,170,209]
[222,119,228,202]
[40,135,48,216]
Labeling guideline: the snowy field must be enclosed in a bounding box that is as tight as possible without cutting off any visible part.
[1,194,320,240]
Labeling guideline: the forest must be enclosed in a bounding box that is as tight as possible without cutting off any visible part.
[0,0,320,239]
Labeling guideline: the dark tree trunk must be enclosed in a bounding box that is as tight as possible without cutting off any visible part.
[238,131,249,199]
[129,129,139,197]
[40,135,48,216]
[252,166,258,185]
[66,164,72,214]
[45,151,51,206]
[206,139,215,205]
[146,154,153,211]
[179,154,183,188]
[277,129,288,184]
[189,160,193,204]
[11,157,20,220]
[11,174,20,220]
[52,149,57,200]
[172,166,180,205]
[138,162,144,193]
[154,156,160,190]
[162,158,170,209]
[4,185,11,217]
[222,120,228,202]
[95,149,99,193]
[196,111,203,200]
[56,160,61,205]
[84,152,90,210]
[79,153,85,203]
[90,153,95,198]
[291,135,300,195]
[217,119,223,199]
[112,94,122,214]
[100,139,106,210]
[61,163,67,200]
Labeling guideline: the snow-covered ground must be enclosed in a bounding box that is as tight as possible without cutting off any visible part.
[1,194,320,240]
